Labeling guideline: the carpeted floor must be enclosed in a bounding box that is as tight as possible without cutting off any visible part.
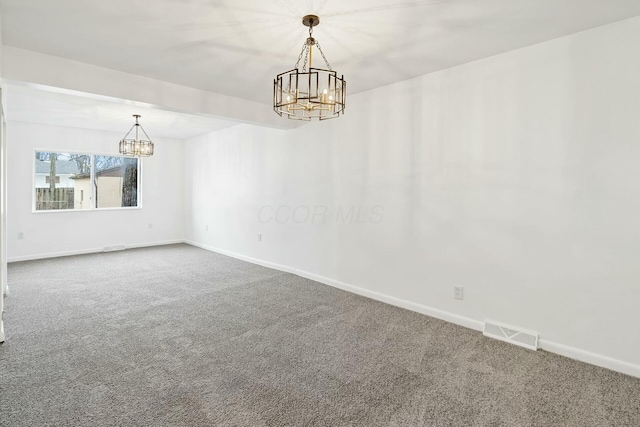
[1,244,639,426]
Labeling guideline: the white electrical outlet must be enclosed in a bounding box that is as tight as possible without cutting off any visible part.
[17,232,24,240]
[205,225,209,232]
[148,223,153,230]
[258,233,262,242]
[454,286,464,300]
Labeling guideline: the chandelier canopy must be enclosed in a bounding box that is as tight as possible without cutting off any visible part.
[119,114,154,157]
[273,15,346,121]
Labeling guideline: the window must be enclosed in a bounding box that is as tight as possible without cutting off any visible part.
[34,151,140,211]
[94,156,138,208]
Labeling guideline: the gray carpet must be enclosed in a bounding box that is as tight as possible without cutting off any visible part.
[1,244,639,426]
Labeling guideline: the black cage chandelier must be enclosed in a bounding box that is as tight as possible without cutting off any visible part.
[273,15,346,121]
[119,114,154,157]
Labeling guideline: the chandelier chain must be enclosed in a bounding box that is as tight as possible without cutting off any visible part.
[139,125,152,141]
[314,41,332,70]
[294,41,308,70]
[122,124,136,140]
[301,45,310,72]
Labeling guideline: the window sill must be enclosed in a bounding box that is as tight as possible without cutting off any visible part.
[32,206,142,214]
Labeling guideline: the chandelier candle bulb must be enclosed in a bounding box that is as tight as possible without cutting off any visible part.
[273,15,346,121]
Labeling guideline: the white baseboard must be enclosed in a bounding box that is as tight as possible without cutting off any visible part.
[539,339,640,379]
[7,240,184,263]
[126,240,184,250]
[186,240,298,273]
[296,269,485,332]
[185,240,484,332]
[185,240,640,379]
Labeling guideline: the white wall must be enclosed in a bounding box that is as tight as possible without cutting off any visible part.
[7,121,184,261]
[185,17,640,376]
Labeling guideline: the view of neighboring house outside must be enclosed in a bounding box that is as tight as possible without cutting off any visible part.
[72,166,134,209]
[96,167,131,208]
[34,159,80,210]
[96,157,139,208]
[34,160,79,189]
[71,174,92,210]
[35,153,138,211]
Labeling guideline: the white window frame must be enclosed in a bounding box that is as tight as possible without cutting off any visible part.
[32,149,143,213]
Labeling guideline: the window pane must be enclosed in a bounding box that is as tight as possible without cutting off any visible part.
[35,152,91,211]
[94,156,138,208]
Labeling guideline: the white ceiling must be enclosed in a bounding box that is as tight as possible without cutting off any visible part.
[2,0,640,106]
[6,84,239,139]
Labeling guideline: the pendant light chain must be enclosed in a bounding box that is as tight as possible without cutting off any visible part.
[301,44,310,73]
[314,41,332,71]
[294,42,308,70]
[292,20,331,72]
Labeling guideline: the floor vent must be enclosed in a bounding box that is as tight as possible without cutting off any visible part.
[103,245,126,252]
[483,321,538,351]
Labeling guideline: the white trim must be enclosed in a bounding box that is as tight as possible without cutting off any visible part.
[297,269,484,332]
[125,240,183,250]
[31,206,143,214]
[0,86,7,343]
[184,241,484,332]
[185,240,298,273]
[184,240,640,379]
[538,339,640,379]
[7,240,183,263]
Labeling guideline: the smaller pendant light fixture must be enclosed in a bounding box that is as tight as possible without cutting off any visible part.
[119,114,154,157]
[273,15,346,121]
